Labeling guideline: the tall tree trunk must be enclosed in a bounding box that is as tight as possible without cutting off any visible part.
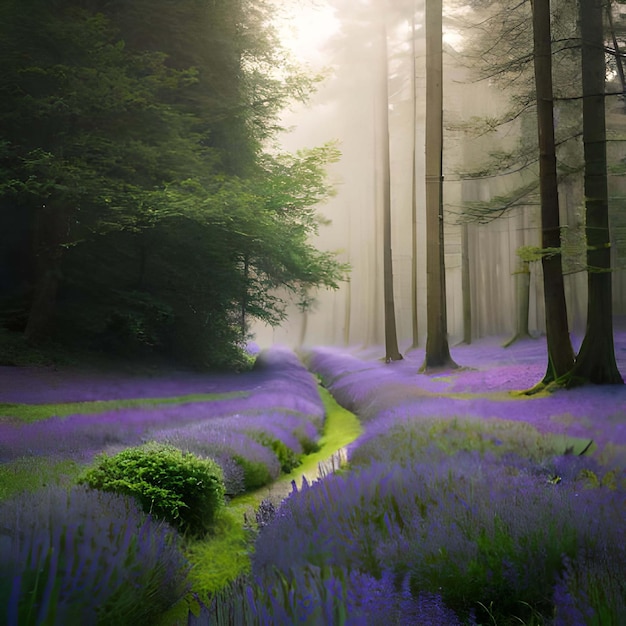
[380,23,403,363]
[531,0,575,384]
[461,222,472,344]
[24,204,67,343]
[410,3,420,350]
[569,0,623,384]
[421,0,457,371]
[503,257,531,347]
[240,254,249,341]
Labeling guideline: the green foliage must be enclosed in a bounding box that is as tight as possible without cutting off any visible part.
[233,456,273,491]
[0,457,81,501]
[185,508,253,599]
[79,442,225,536]
[249,433,302,474]
[0,0,347,370]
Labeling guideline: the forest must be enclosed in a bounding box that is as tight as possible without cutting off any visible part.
[0,0,346,370]
[1,0,625,625]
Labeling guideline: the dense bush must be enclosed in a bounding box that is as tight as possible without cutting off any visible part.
[79,442,225,536]
[247,432,302,474]
[151,426,281,493]
[0,486,188,625]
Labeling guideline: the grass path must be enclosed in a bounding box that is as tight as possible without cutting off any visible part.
[0,391,246,423]
[161,388,362,625]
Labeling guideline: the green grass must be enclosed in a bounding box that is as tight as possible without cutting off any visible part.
[0,457,83,500]
[157,389,363,625]
[0,391,247,423]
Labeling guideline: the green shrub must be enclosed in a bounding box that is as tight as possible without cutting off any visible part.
[79,442,225,537]
[249,433,302,474]
[233,456,273,491]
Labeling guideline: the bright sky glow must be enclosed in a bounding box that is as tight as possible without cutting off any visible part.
[275,2,341,66]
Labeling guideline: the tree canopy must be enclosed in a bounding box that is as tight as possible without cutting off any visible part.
[0,0,346,369]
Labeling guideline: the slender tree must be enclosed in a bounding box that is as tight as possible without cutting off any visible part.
[410,2,420,349]
[380,21,403,362]
[421,0,457,371]
[531,0,576,385]
[567,0,623,384]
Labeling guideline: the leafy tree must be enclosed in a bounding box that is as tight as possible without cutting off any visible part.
[0,0,346,368]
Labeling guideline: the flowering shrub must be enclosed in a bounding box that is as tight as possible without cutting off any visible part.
[553,552,626,625]
[78,442,225,536]
[0,486,188,624]
[303,341,626,450]
[150,424,282,492]
[349,414,600,469]
[251,454,625,623]
[191,567,470,625]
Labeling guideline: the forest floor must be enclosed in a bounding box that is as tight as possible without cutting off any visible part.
[1,326,625,623]
[308,322,626,460]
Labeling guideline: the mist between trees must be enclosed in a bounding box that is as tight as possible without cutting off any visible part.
[254,0,626,374]
[1,0,626,378]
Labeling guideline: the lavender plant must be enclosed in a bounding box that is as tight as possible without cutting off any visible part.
[251,453,625,624]
[151,425,282,491]
[191,566,469,625]
[553,552,626,626]
[0,349,325,478]
[0,486,189,625]
[349,414,600,470]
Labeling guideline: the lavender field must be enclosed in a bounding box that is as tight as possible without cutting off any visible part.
[200,331,626,625]
[1,333,625,625]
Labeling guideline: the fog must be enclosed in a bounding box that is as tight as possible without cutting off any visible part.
[252,0,626,350]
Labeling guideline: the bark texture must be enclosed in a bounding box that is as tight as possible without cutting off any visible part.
[531,0,575,383]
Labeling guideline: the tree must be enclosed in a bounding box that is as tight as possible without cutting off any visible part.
[410,1,421,349]
[379,21,403,363]
[531,0,576,385]
[421,0,457,371]
[0,0,346,368]
[567,0,623,384]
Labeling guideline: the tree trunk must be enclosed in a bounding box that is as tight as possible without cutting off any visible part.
[503,259,531,347]
[421,0,457,371]
[531,0,575,384]
[380,23,403,363]
[461,222,472,345]
[569,0,623,384]
[24,204,67,343]
[410,5,420,350]
[240,254,249,342]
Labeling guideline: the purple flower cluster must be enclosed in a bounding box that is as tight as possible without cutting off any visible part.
[192,567,471,625]
[151,423,281,494]
[0,349,325,494]
[250,452,625,623]
[304,328,626,452]
[0,486,188,624]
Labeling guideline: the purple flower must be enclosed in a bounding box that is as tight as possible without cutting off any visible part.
[0,486,189,624]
